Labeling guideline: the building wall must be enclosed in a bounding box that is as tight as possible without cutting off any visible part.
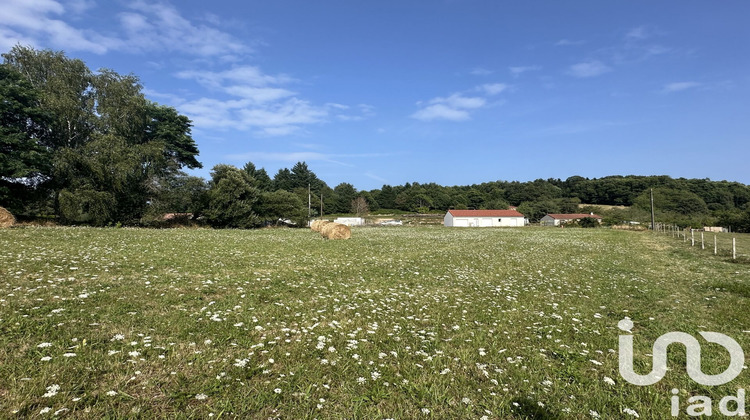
[334,217,364,226]
[445,215,524,227]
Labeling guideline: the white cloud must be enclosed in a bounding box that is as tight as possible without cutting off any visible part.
[555,39,585,46]
[625,26,649,40]
[567,60,611,78]
[237,98,328,128]
[117,1,248,57]
[174,65,348,135]
[479,83,509,95]
[176,66,293,89]
[509,65,541,77]
[412,93,487,122]
[0,0,249,57]
[434,93,486,109]
[0,0,115,53]
[661,81,701,93]
[412,104,472,122]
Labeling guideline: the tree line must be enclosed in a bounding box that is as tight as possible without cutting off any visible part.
[3,47,750,231]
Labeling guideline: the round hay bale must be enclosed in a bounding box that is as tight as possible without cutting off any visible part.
[320,221,336,237]
[0,207,15,228]
[318,221,335,235]
[327,223,351,240]
[311,219,328,232]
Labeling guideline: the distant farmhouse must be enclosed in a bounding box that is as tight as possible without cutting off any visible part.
[540,213,602,226]
[334,217,365,226]
[444,209,526,227]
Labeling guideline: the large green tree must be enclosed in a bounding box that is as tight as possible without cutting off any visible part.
[2,46,201,224]
[204,165,260,228]
[258,190,306,226]
[0,64,51,212]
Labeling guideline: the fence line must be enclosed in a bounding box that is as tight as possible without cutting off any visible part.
[651,222,745,261]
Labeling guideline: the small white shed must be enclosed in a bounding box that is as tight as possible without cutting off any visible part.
[334,217,365,226]
[444,209,526,227]
[540,213,602,226]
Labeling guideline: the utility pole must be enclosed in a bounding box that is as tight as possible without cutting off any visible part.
[320,193,323,217]
[650,188,656,232]
[308,183,311,219]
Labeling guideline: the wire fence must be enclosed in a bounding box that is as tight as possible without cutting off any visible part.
[652,222,749,262]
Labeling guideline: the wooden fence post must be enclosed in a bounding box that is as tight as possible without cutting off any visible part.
[733,237,736,260]
[691,229,695,247]
[714,234,717,255]
[701,232,704,250]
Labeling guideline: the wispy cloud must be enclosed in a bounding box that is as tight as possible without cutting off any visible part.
[176,66,296,104]
[335,104,376,121]
[412,81,511,122]
[0,0,250,57]
[225,151,390,167]
[478,83,509,95]
[555,39,585,47]
[470,67,494,76]
[612,25,672,64]
[625,26,650,41]
[116,1,249,57]
[567,60,611,78]
[171,65,372,135]
[661,81,701,93]
[411,93,486,122]
[0,0,117,53]
[365,172,388,183]
[509,65,541,77]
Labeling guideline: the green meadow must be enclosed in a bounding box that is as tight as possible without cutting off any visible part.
[1,226,748,419]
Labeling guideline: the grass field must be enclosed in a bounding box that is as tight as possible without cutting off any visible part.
[1,226,749,419]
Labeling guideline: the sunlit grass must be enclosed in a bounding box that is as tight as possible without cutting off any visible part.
[1,226,748,418]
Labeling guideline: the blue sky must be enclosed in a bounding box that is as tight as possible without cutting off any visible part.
[2,1,749,190]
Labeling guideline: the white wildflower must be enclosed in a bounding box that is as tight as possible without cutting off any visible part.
[43,384,60,398]
[622,408,640,417]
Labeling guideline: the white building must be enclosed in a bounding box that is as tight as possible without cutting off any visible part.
[444,209,526,227]
[334,217,365,226]
[540,213,602,226]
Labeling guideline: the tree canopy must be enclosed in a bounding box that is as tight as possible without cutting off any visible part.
[1,46,201,224]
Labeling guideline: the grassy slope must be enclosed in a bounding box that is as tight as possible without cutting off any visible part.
[1,227,748,419]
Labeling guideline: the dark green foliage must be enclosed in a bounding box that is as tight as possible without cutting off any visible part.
[141,173,208,225]
[204,165,259,228]
[2,46,201,224]
[243,162,273,191]
[579,217,599,228]
[258,190,306,226]
[333,183,357,213]
[633,187,708,215]
[0,64,51,211]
